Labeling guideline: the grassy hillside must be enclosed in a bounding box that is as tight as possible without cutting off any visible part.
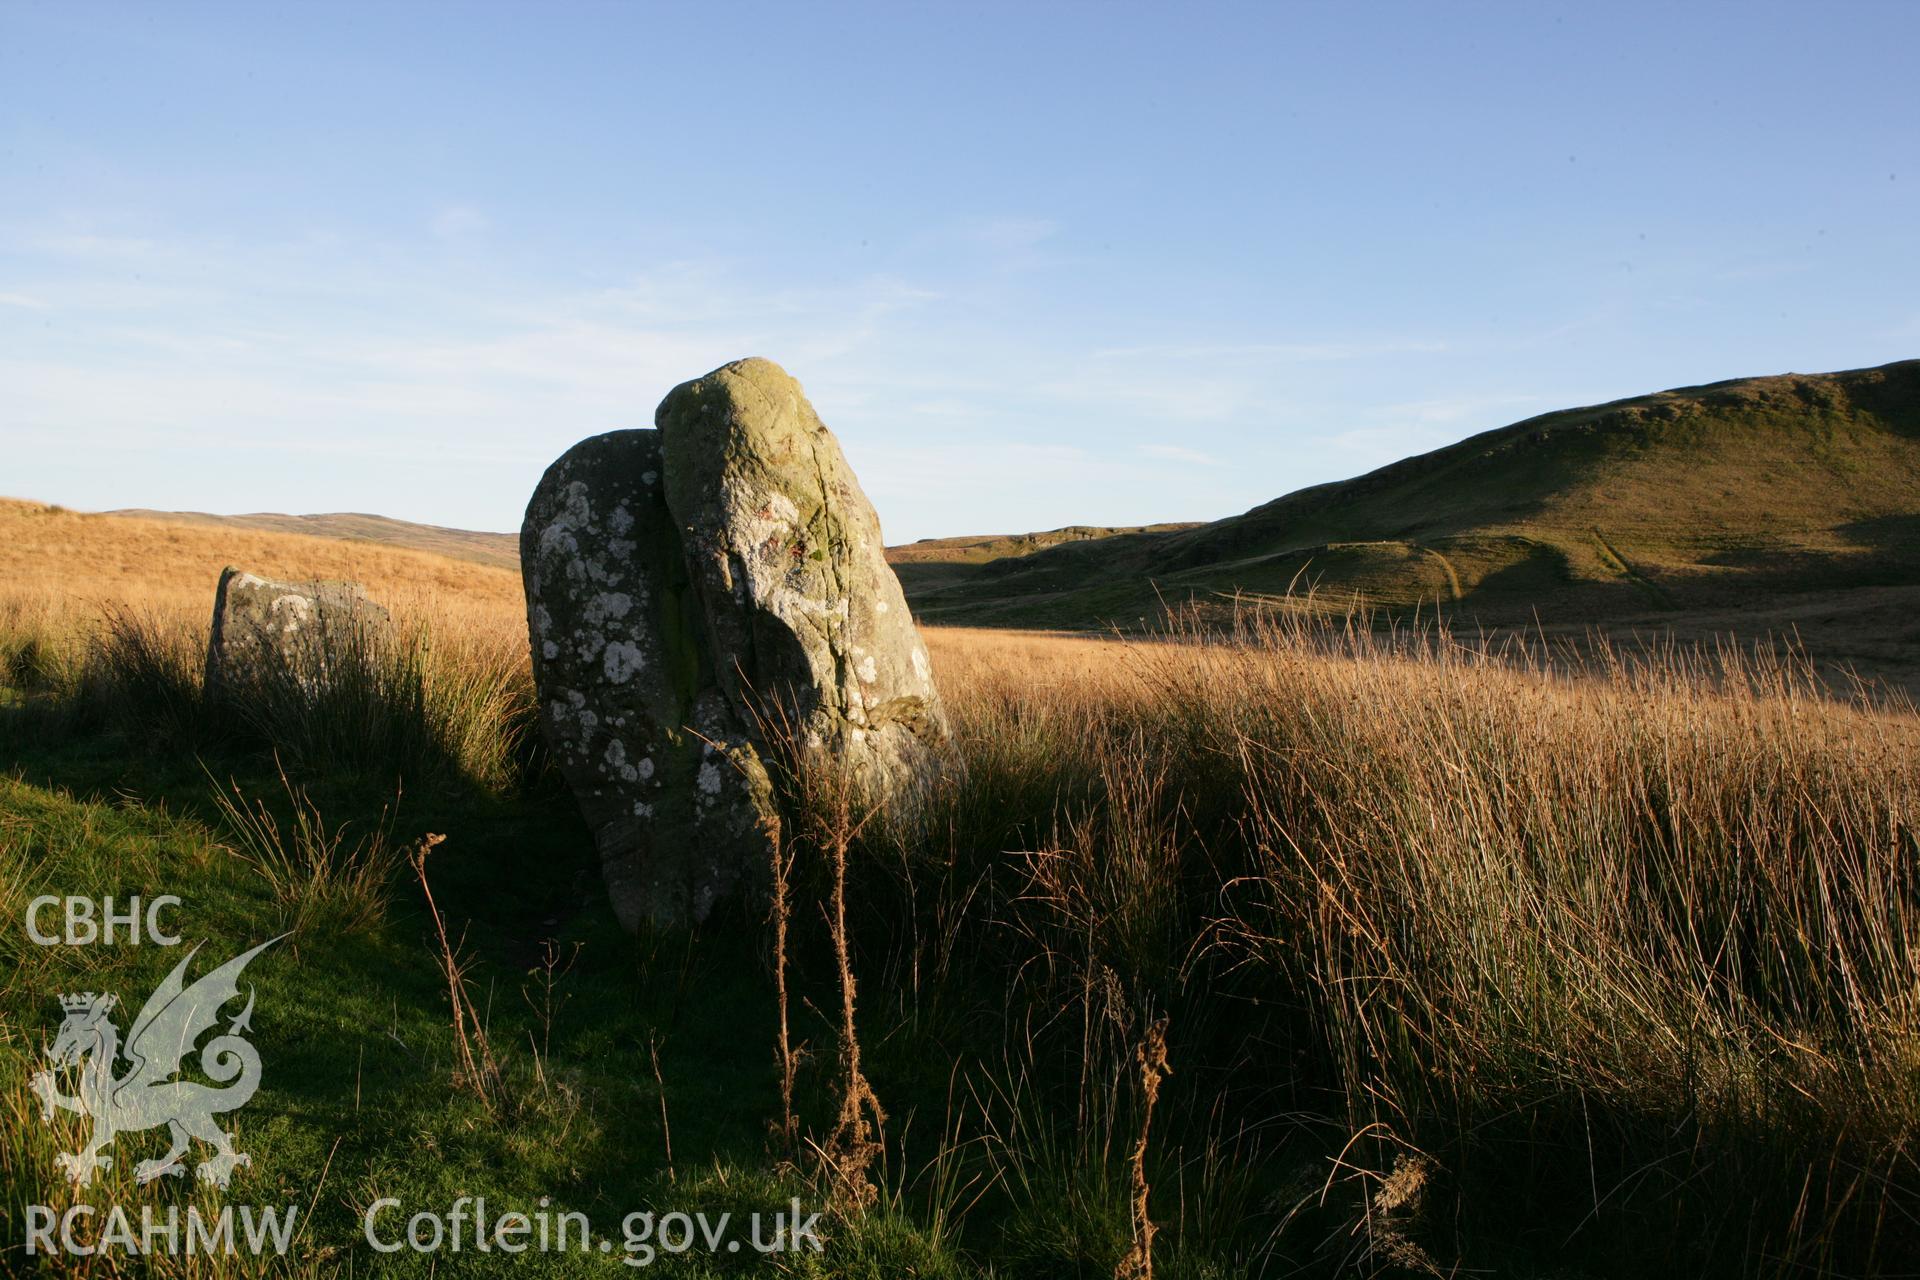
[109,508,521,571]
[896,360,1920,641]
[888,524,1200,600]
[0,499,523,639]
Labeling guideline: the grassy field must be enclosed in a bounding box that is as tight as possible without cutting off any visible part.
[0,499,526,636]
[104,510,521,574]
[2,508,1918,1276]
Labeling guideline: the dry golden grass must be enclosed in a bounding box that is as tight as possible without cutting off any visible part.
[5,502,1919,1268]
[909,613,1920,1269]
[0,498,524,642]
[0,498,1121,696]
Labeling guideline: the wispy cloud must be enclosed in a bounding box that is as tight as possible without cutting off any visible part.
[963,217,1059,252]
[0,226,960,507]
[1316,392,1544,470]
[1880,313,1920,343]
[429,205,489,239]
[1091,338,1446,362]
[30,232,160,260]
[1713,258,1813,284]
[1320,424,1456,462]
[0,216,1577,542]
[1376,392,1543,425]
[1139,443,1219,465]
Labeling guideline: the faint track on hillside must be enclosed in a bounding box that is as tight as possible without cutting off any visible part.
[1418,545,1464,601]
[1592,528,1675,608]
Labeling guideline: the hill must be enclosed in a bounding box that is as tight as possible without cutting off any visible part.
[109,508,520,570]
[888,523,1201,600]
[26,358,1920,683]
[892,360,1920,659]
[0,498,522,634]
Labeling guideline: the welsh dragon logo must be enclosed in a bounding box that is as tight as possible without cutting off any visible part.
[28,937,282,1189]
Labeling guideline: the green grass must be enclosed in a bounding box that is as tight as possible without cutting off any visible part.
[0,754,951,1277]
[4,599,1919,1276]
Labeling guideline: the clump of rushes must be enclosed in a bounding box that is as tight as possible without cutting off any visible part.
[955,608,1920,1267]
[206,758,403,938]
[1,593,537,797]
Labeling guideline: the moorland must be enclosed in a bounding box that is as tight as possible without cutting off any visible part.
[3,358,1918,1276]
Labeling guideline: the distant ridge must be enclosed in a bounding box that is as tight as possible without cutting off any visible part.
[88,358,1920,686]
[109,509,520,571]
[891,359,1920,633]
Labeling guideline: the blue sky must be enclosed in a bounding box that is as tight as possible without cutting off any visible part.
[3,1,1916,543]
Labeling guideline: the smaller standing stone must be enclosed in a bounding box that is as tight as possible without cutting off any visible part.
[204,566,391,699]
[521,432,778,930]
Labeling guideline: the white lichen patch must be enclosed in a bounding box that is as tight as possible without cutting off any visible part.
[603,738,639,782]
[696,761,723,795]
[538,481,594,557]
[587,592,634,625]
[561,480,592,524]
[604,641,645,683]
[269,594,314,634]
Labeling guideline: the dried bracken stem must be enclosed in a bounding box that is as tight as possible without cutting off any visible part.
[820,768,885,1209]
[409,833,502,1106]
[649,1032,675,1184]
[1117,1016,1170,1280]
[522,936,580,1067]
[764,811,800,1158]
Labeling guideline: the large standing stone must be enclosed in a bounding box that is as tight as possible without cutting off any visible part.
[523,358,953,930]
[656,358,951,800]
[204,566,390,699]
[521,430,777,930]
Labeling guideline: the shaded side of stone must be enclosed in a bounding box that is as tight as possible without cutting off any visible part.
[521,429,775,929]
